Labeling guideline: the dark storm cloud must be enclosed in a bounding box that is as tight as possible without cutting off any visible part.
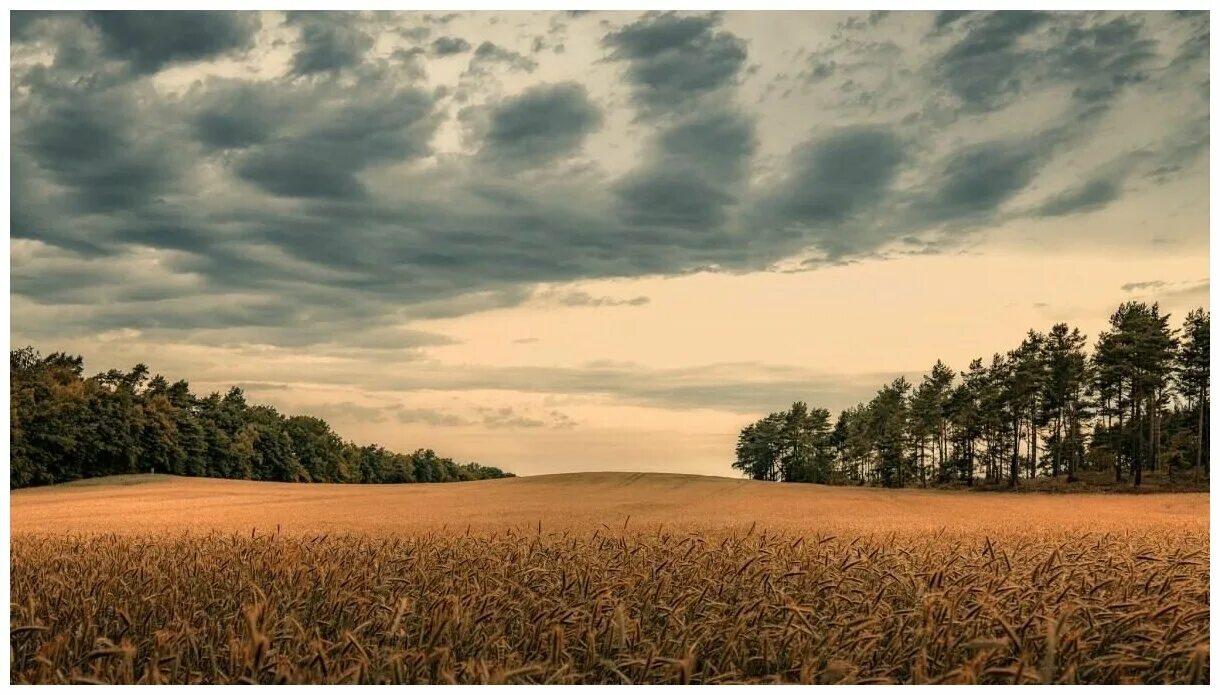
[614,173,735,229]
[653,109,756,183]
[8,10,1207,358]
[287,12,374,75]
[84,11,260,73]
[17,86,182,215]
[479,82,602,167]
[237,152,369,199]
[1035,178,1122,217]
[925,140,1041,220]
[432,36,472,55]
[614,108,756,229]
[764,127,904,229]
[235,86,439,199]
[191,81,279,150]
[602,12,747,112]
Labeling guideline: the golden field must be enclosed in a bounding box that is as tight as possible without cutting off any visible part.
[10,473,1211,684]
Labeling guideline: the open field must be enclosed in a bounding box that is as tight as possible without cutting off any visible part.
[10,472,1209,536]
[10,474,1211,684]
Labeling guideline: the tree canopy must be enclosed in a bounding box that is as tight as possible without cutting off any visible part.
[10,347,514,489]
[734,302,1209,489]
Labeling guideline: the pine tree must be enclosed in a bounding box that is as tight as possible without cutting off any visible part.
[1176,309,1209,483]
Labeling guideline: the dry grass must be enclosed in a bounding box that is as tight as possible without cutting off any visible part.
[10,473,1211,684]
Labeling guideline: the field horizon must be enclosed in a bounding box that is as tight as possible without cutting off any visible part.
[12,471,1208,537]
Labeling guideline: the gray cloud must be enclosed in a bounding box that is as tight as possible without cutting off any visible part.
[299,401,390,424]
[603,12,747,113]
[931,12,1159,117]
[223,359,917,416]
[470,41,538,72]
[431,35,471,55]
[537,290,650,308]
[392,404,574,430]
[423,13,461,25]
[396,407,470,427]
[1050,16,1156,105]
[17,85,182,215]
[1121,278,1208,303]
[235,85,439,199]
[84,11,260,73]
[765,127,904,228]
[191,80,279,150]
[399,25,431,42]
[1121,280,1167,292]
[615,107,756,230]
[933,11,972,31]
[924,139,1041,221]
[9,11,1207,353]
[1035,178,1122,217]
[1161,280,1210,303]
[479,406,547,429]
[559,293,649,308]
[288,12,374,75]
[478,82,602,167]
[10,11,58,41]
[933,11,1049,112]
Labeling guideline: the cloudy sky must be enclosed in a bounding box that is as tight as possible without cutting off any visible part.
[9,10,1210,476]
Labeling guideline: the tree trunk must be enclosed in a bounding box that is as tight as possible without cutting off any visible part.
[1030,421,1038,480]
[1009,418,1020,488]
[1066,424,1076,482]
[1052,412,1061,478]
[939,427,947,481]
[1196,391,1205,484]
[1116,391,1125,483]
[966,438,974,486]
[1134,394,1144,488]
[1146,394,1154,477]
[1066,403,1078,483]
[1149,393,1158,472]
[920,442,927,488]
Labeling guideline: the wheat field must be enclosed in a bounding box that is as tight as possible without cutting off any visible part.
[10,473,1211,684]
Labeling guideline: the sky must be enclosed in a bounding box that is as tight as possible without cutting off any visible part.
[8,10,1210,477]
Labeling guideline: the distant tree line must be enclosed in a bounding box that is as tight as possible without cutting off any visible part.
[10,347,514,489]
[734,302,1209,489]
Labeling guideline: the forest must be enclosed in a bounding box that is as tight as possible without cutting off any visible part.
[9,347,513,489]
[734,302,1210,488]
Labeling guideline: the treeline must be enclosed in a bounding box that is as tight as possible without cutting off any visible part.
[10,347,514,489]
[735,302,1209,489]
